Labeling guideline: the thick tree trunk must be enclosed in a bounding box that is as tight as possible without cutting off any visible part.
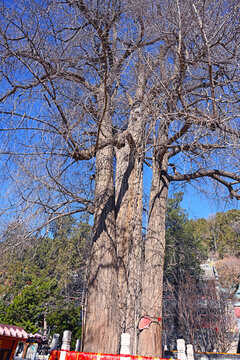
[115,68,145,354]
[138,154,169,357]
[84,107,120,352]
[115,142,143,354]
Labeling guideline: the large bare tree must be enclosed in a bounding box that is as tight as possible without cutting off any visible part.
[0,0,240,356]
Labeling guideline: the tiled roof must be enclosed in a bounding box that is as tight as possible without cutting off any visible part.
[0,323,28,339]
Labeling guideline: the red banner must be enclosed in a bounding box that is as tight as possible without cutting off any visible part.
[234,306,240,318]
[49,350,171,360]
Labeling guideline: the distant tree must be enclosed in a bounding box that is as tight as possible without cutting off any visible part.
[0,217,89,343]
[1,217,89,292]
[163,193,204,344]
[215,255,240,291]
[47,303,82,348]
[163,199,239,352]
[163,276,238,353]
[1,278,59,333]
[0,277,82,346]
[212,211,240,256]
[192,210,240,258]
[164,192,205,285]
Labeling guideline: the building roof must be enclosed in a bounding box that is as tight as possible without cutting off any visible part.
[0,323,28,340]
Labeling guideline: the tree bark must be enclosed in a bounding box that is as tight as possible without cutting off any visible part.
[84,100,120,352]
[115,67,145,354]
[138,154,169,357]
[115,142,143,354]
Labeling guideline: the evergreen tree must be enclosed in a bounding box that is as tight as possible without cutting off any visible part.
[192,209,240,258]
[0,217,90,345]
[164,192,205,284]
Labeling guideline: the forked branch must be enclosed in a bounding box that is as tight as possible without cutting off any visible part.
[168,169,240,199]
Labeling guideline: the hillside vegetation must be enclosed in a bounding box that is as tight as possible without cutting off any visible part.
[0,217,90,344]
[0,195,239,345]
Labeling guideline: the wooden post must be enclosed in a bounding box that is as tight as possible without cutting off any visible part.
[21,343,29,359]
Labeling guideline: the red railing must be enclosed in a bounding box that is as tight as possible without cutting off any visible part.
[49,350,171,360]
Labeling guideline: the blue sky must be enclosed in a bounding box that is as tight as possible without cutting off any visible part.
[144,163,240,221]
[181,185,240,220]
